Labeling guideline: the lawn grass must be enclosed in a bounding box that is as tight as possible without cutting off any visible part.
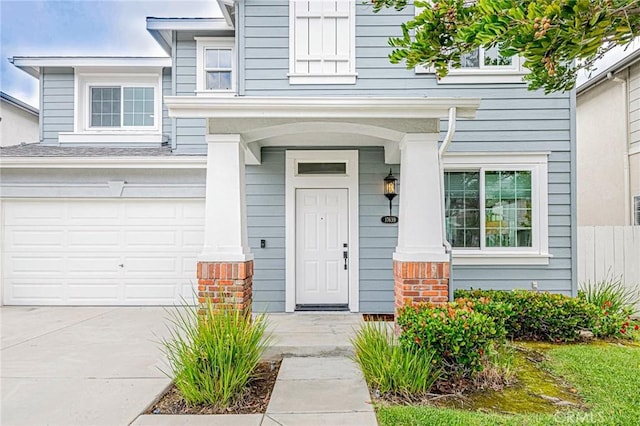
[377,343,640,426]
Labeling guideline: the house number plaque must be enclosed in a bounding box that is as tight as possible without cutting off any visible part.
[381,215,398,224]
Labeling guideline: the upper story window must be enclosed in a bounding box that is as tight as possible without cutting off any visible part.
[413,4,525,83]
[196,37,236,94]
[57,69,164,145]
[442,153,550,265]
[289,0,357,85]
[460,46,517,70]
[90,86,155,128]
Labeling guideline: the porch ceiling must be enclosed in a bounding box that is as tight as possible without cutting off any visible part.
[165,96,481,164]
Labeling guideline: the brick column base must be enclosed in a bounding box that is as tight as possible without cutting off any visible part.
[197,261,253,314]
[393,260,450,319]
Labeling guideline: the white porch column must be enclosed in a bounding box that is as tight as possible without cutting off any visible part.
[199,134,253,262]
[393,133,448,262]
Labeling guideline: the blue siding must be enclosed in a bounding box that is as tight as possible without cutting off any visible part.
[247,148,286,312]
[247,147,401,313]
[41,68,74,145]
[172,30,234,154]
[238,0,576,300]
[359,147,398,313]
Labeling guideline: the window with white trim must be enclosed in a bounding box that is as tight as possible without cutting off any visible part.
[413,4,525,83]
[62,71,164,144]
[634,195,640,226]
[460,46,518,70]
[90,86,155,128]
[196,37,236,94]
[289,0,357,85]
[442,154,550,265]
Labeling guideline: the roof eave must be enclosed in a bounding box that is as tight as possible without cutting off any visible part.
[577,49,640,95]
[0,92,39,115]
[9,57,172,76]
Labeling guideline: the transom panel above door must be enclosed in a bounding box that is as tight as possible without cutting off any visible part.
[295,188,349,307]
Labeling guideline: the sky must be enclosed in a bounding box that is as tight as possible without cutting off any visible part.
[1,0,639,108]
[0,0,221,108]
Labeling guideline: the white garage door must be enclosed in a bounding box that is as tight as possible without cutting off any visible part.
[1,199,204,305]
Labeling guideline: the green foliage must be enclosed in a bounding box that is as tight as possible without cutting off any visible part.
[579,274,640,338]
[377,344,640,425]
[454,289,598,342]
[579,273,640,315]
[351,321,440,396]
[397,301,506,377]
[371,0,640,93]
[160,300,270,407]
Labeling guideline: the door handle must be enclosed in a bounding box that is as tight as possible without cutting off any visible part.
[343,251,348,270]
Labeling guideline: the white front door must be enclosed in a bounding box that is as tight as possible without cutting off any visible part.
[295,188,349,306]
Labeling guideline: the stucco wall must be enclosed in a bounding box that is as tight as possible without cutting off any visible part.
[0,101,39,147]
[576,79,628,225]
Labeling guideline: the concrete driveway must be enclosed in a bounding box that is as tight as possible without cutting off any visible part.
[1,307,173,426]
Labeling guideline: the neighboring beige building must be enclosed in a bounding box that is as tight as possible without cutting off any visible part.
[577,52,640,226]
[0,92,39,147]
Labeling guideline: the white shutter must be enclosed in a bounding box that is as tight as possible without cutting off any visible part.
[290,0,356,84]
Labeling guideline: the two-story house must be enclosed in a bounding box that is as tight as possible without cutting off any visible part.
[0,0,576,313]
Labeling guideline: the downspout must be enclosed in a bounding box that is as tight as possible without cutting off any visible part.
[607,70,632,224]
[439,107,457,301]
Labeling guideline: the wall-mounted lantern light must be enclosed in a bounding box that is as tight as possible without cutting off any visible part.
[382,169,399,224]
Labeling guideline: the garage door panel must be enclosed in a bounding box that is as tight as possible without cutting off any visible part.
[8,256,65,274]
[125,257,178,274]
[125,230,178,247]
[67,286,121,303]
[182,256,198,274]
[68,230,120,248]
[5,230,66,249]
[2,199,204,306]
[10,282,65,302]
[124,203,180,222]
[183,230,205,248]
[68,203,120,224]
[125,283,179,299]
[3,202,65,225]
[183,203,205,220]
[67,256,122,274]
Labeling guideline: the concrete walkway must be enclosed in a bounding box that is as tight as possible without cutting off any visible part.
[1,308,377,426]
[263,356,377,426]
[1,307,172,426]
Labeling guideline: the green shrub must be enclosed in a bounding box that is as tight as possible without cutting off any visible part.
[579,274,639,338]
[351,322,440,396]
[454,289,598,342]
[397,301,506,377]
[160,300,270,407]
[579,273,640,316]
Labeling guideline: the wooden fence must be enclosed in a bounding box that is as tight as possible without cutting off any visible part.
[577,226,640,310]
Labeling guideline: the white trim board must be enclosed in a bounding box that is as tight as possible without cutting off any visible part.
[165,96,481,119]
[285,150,360,313]
[0,157,207,169]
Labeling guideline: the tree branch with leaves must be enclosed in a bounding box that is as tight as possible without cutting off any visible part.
[371,0,640,93]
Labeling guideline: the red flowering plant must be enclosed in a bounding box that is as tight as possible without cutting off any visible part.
[396,299,508,378]
[579,275,640,339]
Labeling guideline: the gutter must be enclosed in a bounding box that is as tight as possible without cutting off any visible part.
[439,107,457,301]
[608,70,633,224]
